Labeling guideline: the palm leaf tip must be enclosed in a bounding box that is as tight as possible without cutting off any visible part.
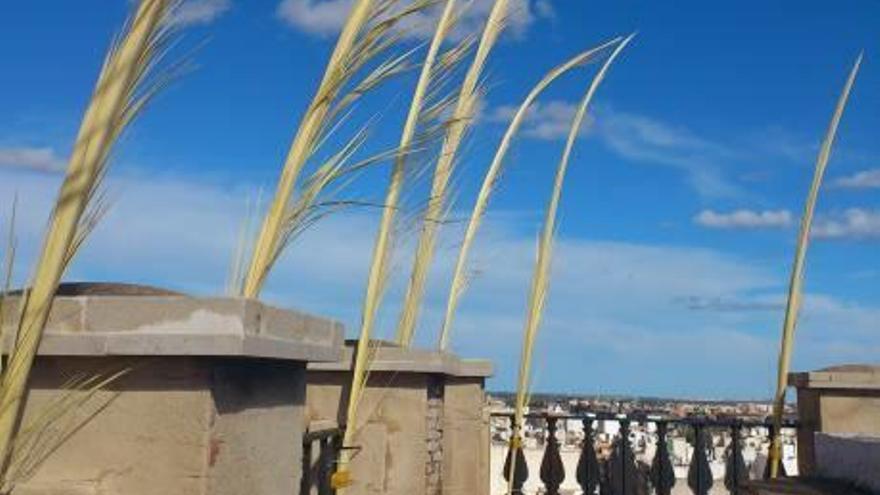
[437,36,625,351]
[768,52,861,478]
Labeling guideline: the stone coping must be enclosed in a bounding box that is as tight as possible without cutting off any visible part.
[0,294,344,362]
[307,341,493,378]
[789,364,880,390]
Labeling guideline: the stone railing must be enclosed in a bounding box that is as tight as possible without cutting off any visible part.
[491,411,798,495]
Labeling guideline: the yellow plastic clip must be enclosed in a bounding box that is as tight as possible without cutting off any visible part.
[331,469,352,489]
[509,434,522,450]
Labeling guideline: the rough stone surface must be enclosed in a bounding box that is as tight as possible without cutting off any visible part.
[425,376,444,495]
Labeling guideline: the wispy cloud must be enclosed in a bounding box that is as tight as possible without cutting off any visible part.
[0,146,66,173]
[485,100,583,140]
[170,0,232,27]
[593,107,742,198]
[276,0,548,40]
[831,168,880,189]
[694,209,792,230]
[813,208,880,239]
[485,101,743,198]
[677,295,783,312]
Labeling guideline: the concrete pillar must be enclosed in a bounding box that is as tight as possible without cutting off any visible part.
[305,343,493,495]
[0,289,343,495]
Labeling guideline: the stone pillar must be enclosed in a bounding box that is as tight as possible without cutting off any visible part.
[1,287,343,495]
[305,343,493,495]
[789,365,880,476]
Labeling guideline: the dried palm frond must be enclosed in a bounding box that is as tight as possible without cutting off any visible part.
[505,37,634,494]
[438,36,624,351]
[395,0,510,347]
[333,0,458,487]
[2,366,130,491]
[768,53,862,478]
[0,0,179,473]
[0,197,18,375]
[241,0,436,298]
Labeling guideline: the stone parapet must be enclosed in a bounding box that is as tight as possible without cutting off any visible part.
[0,286,343,495]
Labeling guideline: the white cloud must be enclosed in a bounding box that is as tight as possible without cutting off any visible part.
[694,209,792,230]
[485,100,584,140]
[276,0,351,36]
[276,0,546,40]
[832,169,880,189]
[171,0,232,27]
[3,166,879,397]
[813,208,880,240]
[0,146,66,173]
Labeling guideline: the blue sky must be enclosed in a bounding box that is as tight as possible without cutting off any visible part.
[1,0,879,399]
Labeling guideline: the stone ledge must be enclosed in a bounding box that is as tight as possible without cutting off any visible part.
[307,341,493,378]
[0,294,344,362]
[743,478,875,495]
[789,364,880,390]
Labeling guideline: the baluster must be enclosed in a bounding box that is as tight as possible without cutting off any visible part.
[724,423,747,494]
[762,424,788,479]
[330,433,342,495]
[600,458,613,495]
[651,421,676,495]
[687,423,713,495]
[301,438,313,495]
[608,418,639,495]
[317,437,333,495]
[540,416,566,495]
[577,418,601,494]
[503,423,529,495]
